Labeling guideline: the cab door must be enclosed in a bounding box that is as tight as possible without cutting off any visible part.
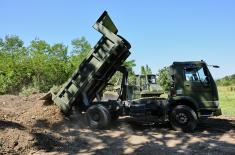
[183,64,213,107]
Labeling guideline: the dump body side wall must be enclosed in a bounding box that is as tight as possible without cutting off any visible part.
[52,12,131,113]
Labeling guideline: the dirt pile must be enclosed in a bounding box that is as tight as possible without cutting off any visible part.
[0,94,235,155]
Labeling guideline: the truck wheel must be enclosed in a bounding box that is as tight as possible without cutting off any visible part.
[170,105,198,132]
[86,104,111,129]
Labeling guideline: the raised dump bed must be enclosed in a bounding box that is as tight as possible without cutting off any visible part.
[51,11,131,113]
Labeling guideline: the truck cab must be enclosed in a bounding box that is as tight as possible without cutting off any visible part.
[168,61,222,118]
[132,74,164,99]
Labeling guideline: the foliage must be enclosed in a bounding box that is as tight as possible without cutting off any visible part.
[216,75,235,116]
[106,59,136,89]
[0,35,28,94]
[19,86,40,97]
[70,37,92,71]
[140,65,152,75]
[124,60,136,85]
[216,74,235,86]
[0,35,136,95]
[218,86,235,116]
[157,67,170,91]
[0,35,91,94]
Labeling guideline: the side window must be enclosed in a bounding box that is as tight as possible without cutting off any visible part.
[184,66,208,83]
[185,68,199,81]
[197,67,207,82]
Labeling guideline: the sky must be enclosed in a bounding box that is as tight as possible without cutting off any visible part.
[1,0,235,79]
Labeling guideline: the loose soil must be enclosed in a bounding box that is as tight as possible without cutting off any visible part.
[0,94,235,155]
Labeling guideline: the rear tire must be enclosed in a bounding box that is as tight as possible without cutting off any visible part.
[170,105,198,132]
[86,104,111,129]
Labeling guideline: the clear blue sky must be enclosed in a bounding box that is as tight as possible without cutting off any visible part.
[1,0,235,79]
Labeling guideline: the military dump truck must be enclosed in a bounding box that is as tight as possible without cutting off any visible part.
[49,11,221,132]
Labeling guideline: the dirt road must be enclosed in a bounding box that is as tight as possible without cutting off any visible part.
[0,94,235,155]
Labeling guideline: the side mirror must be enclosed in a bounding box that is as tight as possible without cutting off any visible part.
[212,65,220,68]
[208,65,220,68]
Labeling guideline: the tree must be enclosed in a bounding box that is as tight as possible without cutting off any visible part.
[45,43,70,88]
[0,35,28,94]
[141,65,152,75]
[123,60,136,73]
[71,36,91,55]
[28,39,70,91]
[69,37,92,73]
[157,67,170,91]
[0,34,137,95]
[113,59,136,85]
[216,74,235,86]
[28,39,51,90]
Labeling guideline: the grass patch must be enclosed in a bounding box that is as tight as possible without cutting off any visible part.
[218,86,235,116]
[19,86,40,97]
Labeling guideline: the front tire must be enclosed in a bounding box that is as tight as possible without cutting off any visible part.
[86,104,111,129]
[170,105,198,132]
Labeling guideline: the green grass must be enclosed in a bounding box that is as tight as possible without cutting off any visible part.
[218,86,235,116]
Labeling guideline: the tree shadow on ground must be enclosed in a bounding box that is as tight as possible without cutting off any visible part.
[198,117,235,132]
[93,117,235,154]
[0,120,26,130]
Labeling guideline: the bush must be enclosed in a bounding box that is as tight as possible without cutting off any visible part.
[0,35,91,94]
[19,86,40,96]
[157,67,170,92]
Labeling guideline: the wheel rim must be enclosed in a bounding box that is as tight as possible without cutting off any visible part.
[176,112,189,124]
[89,108,102,122]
